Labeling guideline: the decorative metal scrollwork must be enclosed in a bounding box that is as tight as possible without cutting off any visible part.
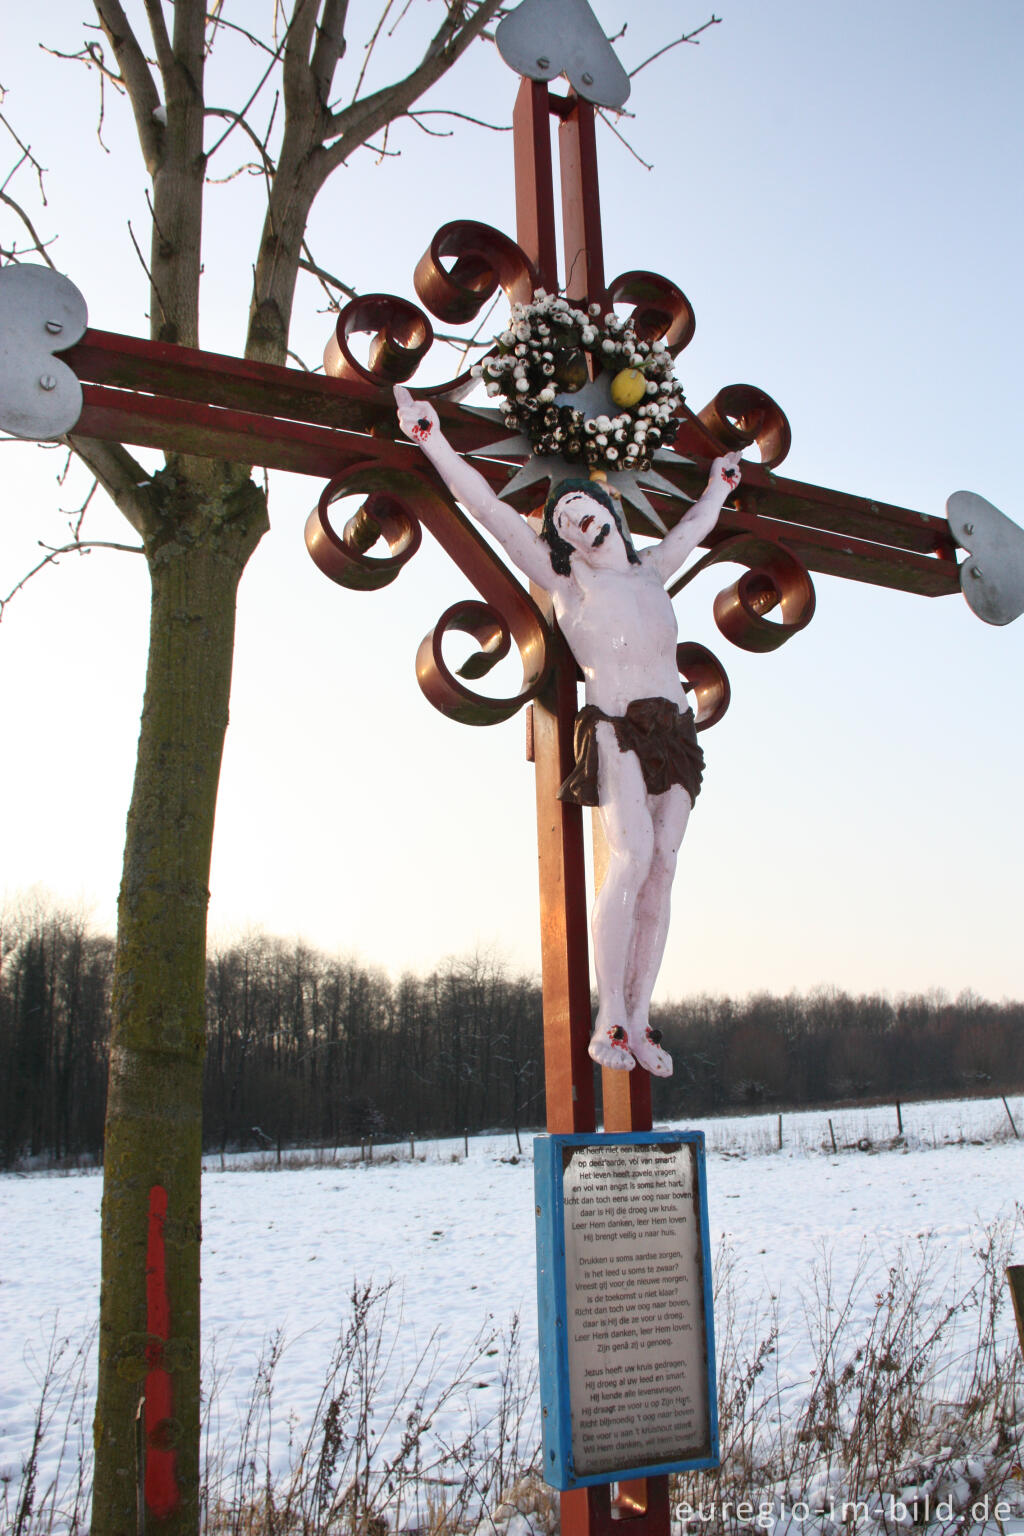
[323,221,538,401]
[413,220,537,324]
[306,468,423,591]
[305,463,552,726]
[606,270,696,356]
[673,533,816,653]
[696,384,792,469]
[676,642,731,730]
[308,217,811,732]
[323,294,433,388]
[417,600,521,727]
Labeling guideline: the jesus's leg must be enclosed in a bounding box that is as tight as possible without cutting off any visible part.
[588,728,654,1071]
[623,784,692,1077]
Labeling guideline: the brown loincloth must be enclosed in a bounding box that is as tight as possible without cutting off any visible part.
[557,696,704,807]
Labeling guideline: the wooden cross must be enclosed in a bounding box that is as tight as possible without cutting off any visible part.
[2,17,1012,1535]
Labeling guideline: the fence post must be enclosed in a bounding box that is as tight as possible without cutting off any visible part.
[409,1133,415,1160]
[1007,1267,1024,1358]
[1002,1097,1020,1139]
[828,1119,837,1154]
[896,1101,903,1136]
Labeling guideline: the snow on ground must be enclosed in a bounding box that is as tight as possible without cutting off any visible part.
[1,1095,1022,1500]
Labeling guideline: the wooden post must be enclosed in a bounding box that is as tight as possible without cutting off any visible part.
[1002,1096,1019,1139]
[828,1118,837,1154]
[777,1113,783,1151]
[512,80,669,1536]
[896,1101,903,1136]
[530,646,597,1135]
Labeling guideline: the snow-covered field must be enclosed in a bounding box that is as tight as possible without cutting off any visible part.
[2,1095,1022,1510]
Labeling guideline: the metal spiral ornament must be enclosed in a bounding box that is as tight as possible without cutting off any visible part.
[308,215,815,733]
[696,384,792,469]
[672,532,816,653]
[414,220,538,324]
[323,294,433,388]
[305,463,553,726]
[606,270,696,355]
[676,642,731,730]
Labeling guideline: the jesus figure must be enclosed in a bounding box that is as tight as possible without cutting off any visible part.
[395,384,741,1077]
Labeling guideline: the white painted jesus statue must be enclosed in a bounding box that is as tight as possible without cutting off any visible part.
[396,384,740,1077]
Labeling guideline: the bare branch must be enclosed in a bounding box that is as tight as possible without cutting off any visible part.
[0,536,144,623]
[597,108,652,171]
[298,242,357,302]
[204,28,288,163]
[92,0,164,171]
[206,160,264,185]
[0,111,49,203]
[310,0,349,107]
[349,0,399,106]
[246,0,503,368]
[68,435,161,540]
[628,15,721,78]
[205,106,277,175]
[204,12,278,59]
[319,0,505,178]
[387,0,415,41]
[0,190,58,267]
[41,39,124,86]
[282,0,321,120]
[371,122,396,163]
[441,289,502,365]
[62,477,99,534]
[142,0,175,87]
[39,42,123,151]
[405,108,511,137]
[0,149,28,198]
[126,216,167,329]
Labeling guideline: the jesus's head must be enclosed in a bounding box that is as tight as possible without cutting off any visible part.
[540,478,641,576]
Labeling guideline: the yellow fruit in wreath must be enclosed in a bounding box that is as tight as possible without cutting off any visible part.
[609,367,647,408]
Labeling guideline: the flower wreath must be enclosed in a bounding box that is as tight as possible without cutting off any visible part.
[471,290,683,474]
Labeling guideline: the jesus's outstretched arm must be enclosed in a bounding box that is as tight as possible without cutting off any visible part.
[644,451,742,583]
[394,386,558,591]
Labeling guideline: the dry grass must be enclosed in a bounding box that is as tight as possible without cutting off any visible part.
[674,1215,1024,1534]
[5,1225,1023,1535]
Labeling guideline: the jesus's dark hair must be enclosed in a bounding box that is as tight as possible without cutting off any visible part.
[539,478,641,577]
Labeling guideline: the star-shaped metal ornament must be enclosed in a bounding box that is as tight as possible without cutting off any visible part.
[462,376,695,534]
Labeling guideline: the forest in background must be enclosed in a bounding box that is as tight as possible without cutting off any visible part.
[2,895,1022,1167]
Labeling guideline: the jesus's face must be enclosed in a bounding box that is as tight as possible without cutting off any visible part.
[552,491,620,557]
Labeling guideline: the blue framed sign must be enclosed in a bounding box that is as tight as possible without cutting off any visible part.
[534,1132,718,1491]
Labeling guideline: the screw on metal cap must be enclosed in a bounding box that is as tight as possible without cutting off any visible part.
[495,0,631,108]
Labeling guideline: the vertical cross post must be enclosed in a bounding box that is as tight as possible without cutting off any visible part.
[512,76,669,1536]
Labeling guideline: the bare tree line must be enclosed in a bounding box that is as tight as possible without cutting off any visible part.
[3,896,1022,1168]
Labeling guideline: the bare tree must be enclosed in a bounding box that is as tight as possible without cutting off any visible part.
[4,4,502,1531]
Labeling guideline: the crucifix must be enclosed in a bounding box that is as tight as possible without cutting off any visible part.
[2,1,1022,1530]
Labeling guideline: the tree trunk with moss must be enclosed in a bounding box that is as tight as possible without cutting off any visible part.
[55,5,503,1530]
[92,462,268,1535]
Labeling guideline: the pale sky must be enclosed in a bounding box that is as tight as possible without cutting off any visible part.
[2,1,1022,1002]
